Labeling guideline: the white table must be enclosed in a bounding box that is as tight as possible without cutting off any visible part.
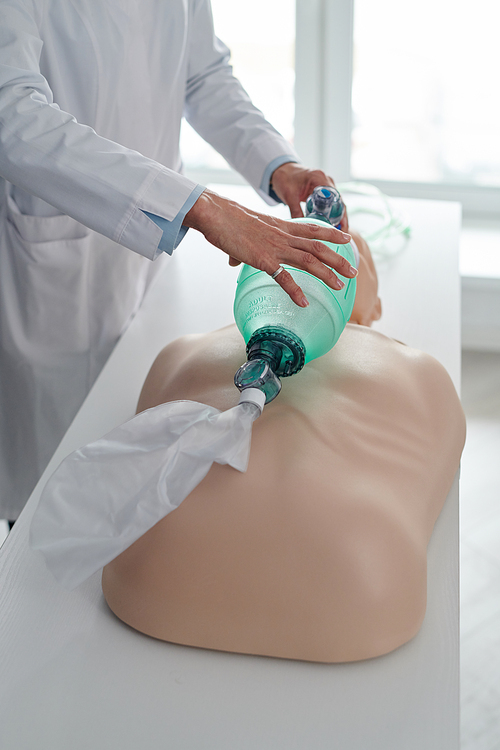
[0,188,461,750]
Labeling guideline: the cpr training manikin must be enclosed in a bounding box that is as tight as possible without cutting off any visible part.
[31,227,466,664]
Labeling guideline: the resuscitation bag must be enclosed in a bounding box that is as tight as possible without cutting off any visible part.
[30,391,264,590]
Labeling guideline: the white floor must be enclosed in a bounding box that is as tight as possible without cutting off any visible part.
[1,349,499,749]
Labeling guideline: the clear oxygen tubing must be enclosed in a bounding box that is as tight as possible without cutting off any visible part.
[337,181,411,263]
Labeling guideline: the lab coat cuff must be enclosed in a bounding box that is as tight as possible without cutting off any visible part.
[142,184,206,256]
[139,167,199,221]
[260,155,300,204]
[118,169,201,260]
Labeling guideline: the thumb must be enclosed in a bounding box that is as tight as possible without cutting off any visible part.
[228,256,241,267]
[288,200,304,219]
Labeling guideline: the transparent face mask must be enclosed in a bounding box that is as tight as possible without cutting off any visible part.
[338,181,411,263]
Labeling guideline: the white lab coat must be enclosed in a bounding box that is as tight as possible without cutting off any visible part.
[0,0,298,518]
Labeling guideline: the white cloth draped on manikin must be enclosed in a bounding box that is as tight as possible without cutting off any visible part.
[30,390,265,590]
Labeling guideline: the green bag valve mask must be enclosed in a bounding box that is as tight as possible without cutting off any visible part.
[234,186,357,404]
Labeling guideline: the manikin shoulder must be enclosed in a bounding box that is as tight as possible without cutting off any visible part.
[136,326,246,412]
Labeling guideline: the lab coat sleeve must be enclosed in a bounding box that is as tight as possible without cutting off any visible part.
[184,0,300,205]
[0,0,200,260]
[142,184,205,254]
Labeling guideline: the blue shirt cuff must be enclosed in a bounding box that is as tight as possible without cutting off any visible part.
[260,155,300,203]
[142,184,206,255]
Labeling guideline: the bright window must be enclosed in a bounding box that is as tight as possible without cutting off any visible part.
[352,0,500,189]
[180,0,296,173]
[181,0,500,216]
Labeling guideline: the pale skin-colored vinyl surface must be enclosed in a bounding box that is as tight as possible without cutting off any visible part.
[102,316,465,663]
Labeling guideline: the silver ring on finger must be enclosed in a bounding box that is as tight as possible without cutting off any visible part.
[271,265,285,280]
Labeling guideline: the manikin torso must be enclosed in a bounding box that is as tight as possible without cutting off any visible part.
[102,319,465,663]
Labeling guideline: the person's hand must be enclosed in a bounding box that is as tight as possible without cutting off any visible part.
[184,189,357,308]
[270,162,349,231]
